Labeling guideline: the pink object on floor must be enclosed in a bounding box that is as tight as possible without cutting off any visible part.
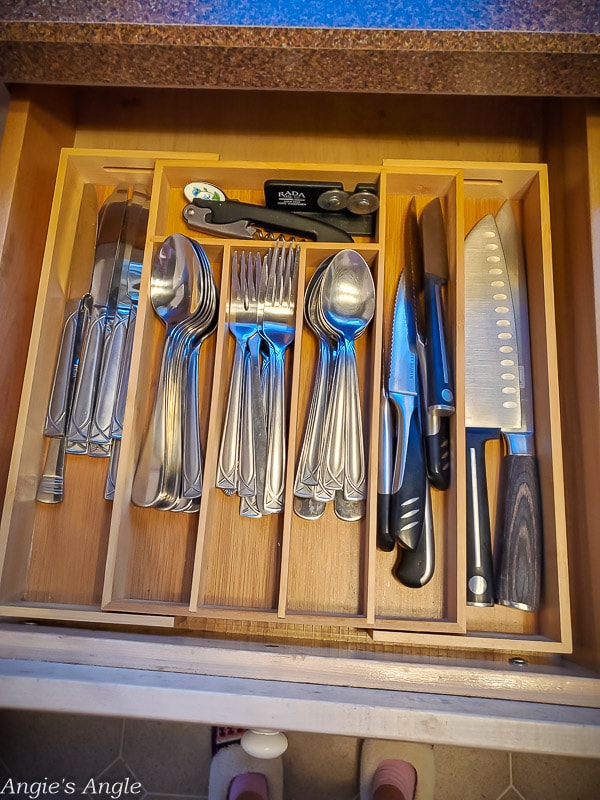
[227,772,269,800]
[371,759,417,800]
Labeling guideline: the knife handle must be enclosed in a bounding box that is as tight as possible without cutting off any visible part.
[44,296,92,437]
[495,453,543,612]
[389,395,427,551]
[377,387,395,551]
[111,305,137,439]
[394,483,435,587]
[424,415,451,491]
[424,278,454,415]
[67,308,107,451]
[89,307,129,448]
[466,427,499,606]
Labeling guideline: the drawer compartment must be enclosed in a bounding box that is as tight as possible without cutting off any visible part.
[0,149,570,651]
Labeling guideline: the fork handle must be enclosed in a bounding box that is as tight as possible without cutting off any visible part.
[237,347,257,498]
[217,340,245,492]
[264,346,286,513]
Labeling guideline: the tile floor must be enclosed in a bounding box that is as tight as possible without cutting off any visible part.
[0,711,599,799]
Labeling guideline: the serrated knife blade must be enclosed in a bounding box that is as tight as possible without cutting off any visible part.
[387,272,426,551]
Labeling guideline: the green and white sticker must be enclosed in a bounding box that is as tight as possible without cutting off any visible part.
[183,182,227,203]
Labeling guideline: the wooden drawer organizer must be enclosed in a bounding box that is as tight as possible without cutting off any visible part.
[0,149,571,654]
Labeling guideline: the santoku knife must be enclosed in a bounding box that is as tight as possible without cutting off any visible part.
[464,205,542,609]
[493,201,543,611]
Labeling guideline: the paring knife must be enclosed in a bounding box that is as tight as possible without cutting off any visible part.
[387,272,427,551]
[419,197,454,490]
[493,201,543,612]
[67,185,130,452]
[464,205,542,610]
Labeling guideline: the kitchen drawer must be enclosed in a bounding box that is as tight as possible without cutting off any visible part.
[0,88,598,708]
[0,146,571,655]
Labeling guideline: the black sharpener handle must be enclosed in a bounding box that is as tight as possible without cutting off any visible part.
[194,198,353,243]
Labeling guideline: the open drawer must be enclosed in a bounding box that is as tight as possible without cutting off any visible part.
[0,145,571,654]
[0,89,597,719]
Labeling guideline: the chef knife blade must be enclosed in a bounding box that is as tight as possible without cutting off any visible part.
[493,201,543,612]
[387,272,427,551]
[464,212,521,606]
[66,185,130,452]
[419,197,454,491]
[406,198,452,491]
[420,197,455,416]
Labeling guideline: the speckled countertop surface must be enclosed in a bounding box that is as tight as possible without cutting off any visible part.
[0,1,599,95]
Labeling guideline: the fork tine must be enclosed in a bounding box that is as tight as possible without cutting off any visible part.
[231,250,240,304]
[244,250,254,307]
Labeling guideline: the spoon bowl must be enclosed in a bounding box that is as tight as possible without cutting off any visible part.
[319,250,375,342]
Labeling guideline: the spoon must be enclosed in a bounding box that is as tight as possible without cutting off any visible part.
[293,256,334,520]
[161,244,217,509]
[318,250,375,502]
[131,234,204,508]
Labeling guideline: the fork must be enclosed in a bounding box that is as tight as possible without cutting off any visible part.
[261,242,299,513]
[216,251,255,494]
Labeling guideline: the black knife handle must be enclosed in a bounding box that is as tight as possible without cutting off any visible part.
[466,427,499,606]
[389,399,426,551]
[194,198,353,243]
[424,277,454,415]
[424,415,451,491]
[377,387,395,551]
[394,484,435,587]
[495,454,543,612]
[377,493,395,551]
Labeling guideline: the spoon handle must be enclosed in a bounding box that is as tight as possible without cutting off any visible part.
[343,339,367,501]
[319,339,346,493]
[181,339,203,499]
[131,333,172,507]
[294,337,330,497]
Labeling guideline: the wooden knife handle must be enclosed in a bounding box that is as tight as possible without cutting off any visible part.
[466,427,499,606]
[495,453,543,612]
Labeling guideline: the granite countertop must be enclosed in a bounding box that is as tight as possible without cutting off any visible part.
[0,1,599,96]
